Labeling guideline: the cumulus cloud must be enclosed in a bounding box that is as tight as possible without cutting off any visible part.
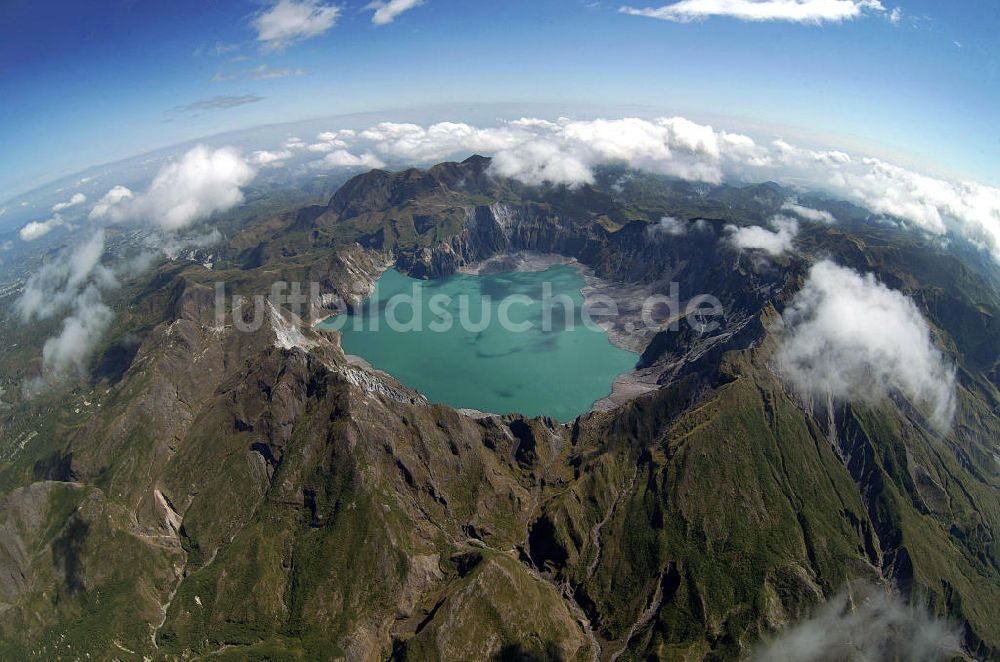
[89,185,135,221]
[491,139,594,186]
[52,192,86,213]
[767,140,1000,257]
[16,230,112,323]
[350,117,760,185]
[14,231,118,383]
[359,121,526,163]
[620,0,887,24]
[781,200,835,223]
[19,216,66,241]
[90,145,255,231]
[777,260,956,429]
[293,116,1000,263]
[753,584,960,661]
[318,129,355,142]
[19,146,256,386]
[725,215,799,255]
[320,150,386,169]
[157,229,224,261]
[647,215,688,237]
[40,286,114,379]
[253,0,340,51]
[249,149,294,165]
[22,144,252,386]
[306,141,340,153]
[308,138,347,153]
[366,0,425,25]
[20,193,91,240]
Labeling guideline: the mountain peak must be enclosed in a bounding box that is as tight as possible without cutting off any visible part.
[461,153,492,168]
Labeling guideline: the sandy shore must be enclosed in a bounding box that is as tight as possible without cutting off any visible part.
[589,367,662,413]
[457,251,577,275]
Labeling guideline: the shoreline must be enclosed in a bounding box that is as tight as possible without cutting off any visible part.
[325,250,663,422]
[456,251,577,276]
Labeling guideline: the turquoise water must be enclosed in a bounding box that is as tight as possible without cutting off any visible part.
[320,265,637,422]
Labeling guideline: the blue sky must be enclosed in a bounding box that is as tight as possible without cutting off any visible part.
[0,0,997,201]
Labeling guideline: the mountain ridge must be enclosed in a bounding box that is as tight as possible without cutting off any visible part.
[0,158,997,659]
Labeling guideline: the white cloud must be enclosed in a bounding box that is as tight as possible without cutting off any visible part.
[16,231,119,384]
[647,215,688,237]
[287,116,1000,263]
[620,0,887,23]
[249,149,294,165]
[753,584,960,661]
[16,230,112,323]
[318,129,355,141]
[366,0,425,25]
[157,229,223,260]
[1,241,12,251]
[491,139,595,186]
[18,145,253,384]
[359,121,527,163]
[90,146,255,231]
[21,146,255,385]
[19,216,66,241]
[307,140,347,153]
[253,0,340,51]
[777,260,956,429]
[16,259,177,386]
[320,150,386,169]
[725,215,799,255]
[774,147,1000,257]
[52,192,87,213]
[781,200,835,223]
[88,185,135,221]
[40,286,114,379]
[887,5,902,23]
[304,129,356,153]
[346,117,747,185]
